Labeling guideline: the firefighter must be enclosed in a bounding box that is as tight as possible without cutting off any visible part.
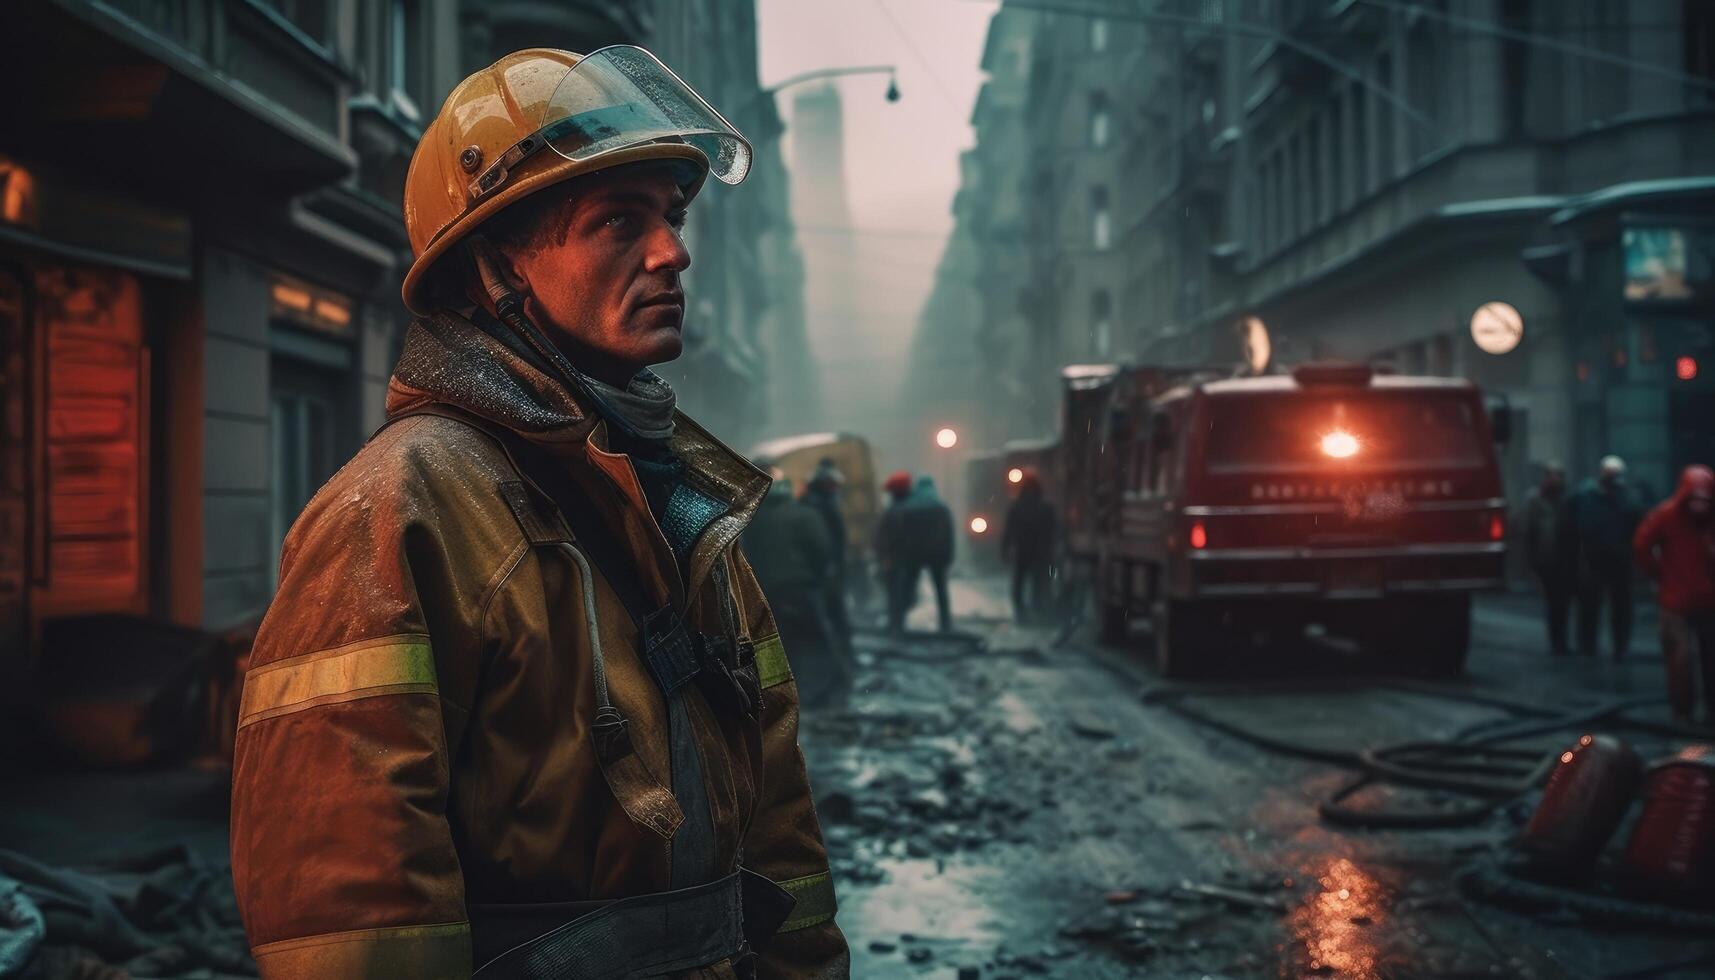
[1001,469,1057,625]
[875,471,915,635]
[743,475,845,710]
[1567,455,1644,660]
[892,477,956,634]
[801,459,853,660]
[1633,465,1715,728]
[1518,461,1573,656]
[229,48,848,978]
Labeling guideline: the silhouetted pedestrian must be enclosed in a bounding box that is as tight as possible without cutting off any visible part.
[1567,455,1645,660]
[876,470,916,635]
[889,476,955,634]
[802,458,852,657]
[1519,462,1573,655]
[1002,470,1057,625]
[744,475,846,708]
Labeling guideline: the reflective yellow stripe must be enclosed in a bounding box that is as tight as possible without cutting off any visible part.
[251,921,470,976]
[239,634,436,729]
[777,870,836,932]
[754,634,792,689]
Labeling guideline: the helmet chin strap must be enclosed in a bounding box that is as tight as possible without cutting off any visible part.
[466,235,650,441]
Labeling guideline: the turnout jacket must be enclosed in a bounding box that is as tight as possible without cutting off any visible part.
[230,311,848,978]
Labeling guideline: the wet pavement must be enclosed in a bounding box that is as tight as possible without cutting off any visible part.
[805,577,1715,979]
[3,579,1712,978]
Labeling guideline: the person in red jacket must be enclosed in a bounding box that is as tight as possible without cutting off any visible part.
[1633,465,1715,727]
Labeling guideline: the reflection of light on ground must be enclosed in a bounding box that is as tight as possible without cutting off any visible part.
[1287,857,1387,980]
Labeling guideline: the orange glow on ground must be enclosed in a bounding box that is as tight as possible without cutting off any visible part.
[1289,857,1387,980]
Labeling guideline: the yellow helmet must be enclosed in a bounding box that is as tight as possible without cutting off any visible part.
[401,45,751,314]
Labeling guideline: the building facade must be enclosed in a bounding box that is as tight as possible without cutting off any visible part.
[0,0,803,682]
[923,0,1715,505]
[0,0,462,675]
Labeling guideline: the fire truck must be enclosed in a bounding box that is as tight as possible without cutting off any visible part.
[1067,362,1509,677]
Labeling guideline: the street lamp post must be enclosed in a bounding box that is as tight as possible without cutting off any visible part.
[756,65,900,106]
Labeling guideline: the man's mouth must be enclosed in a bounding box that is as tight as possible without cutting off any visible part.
[637,290,684,311]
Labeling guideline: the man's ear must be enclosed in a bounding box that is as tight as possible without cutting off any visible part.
[467,235,532,306]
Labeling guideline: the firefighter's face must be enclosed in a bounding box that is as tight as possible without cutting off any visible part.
[511,163,691,384]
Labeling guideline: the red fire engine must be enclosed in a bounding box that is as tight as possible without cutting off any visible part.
[1065,362,1509,677]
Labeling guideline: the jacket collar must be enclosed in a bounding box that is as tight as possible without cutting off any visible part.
[387,309,769,533]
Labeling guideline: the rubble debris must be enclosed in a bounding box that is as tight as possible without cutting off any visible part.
[1175,880,1288,913]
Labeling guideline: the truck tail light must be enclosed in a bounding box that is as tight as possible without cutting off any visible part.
[1489,513,1505,541]
[1189,519,1208,550]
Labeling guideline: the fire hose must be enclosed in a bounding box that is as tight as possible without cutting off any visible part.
[1138,685,1668,830]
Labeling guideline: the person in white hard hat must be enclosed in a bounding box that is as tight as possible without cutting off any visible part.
[1566,454,1645,660]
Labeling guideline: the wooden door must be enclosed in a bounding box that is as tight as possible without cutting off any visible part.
[33,265,148,618]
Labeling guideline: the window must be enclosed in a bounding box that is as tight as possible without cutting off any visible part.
[1091,17,1109,52]
[1091,187,1111,250]
[1352,82,1371,194]
[1374,53,1395,182]
[1586,0,1629,121]
[390,0,424,118]
[1307,123,1323,227]
[1092,290,1113,356]
[270,366,342,586]
[1090,92,1111,148]
[1329,98,1345,213]
[1408,20,1442,160]
[1689,0,1715,101]
[266,0,330,45]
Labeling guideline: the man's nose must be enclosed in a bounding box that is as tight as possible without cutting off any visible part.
[645,222,691,274]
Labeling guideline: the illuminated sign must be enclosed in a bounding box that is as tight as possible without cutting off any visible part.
[1470,301,1523,355]
[271,275,353,336]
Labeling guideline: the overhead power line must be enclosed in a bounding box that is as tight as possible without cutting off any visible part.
[956,0,1435,131]
[872,0,970,113]
[1355,0,1715,91]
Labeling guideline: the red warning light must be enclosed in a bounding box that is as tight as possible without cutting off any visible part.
[1189,520,1208,550]
[1489,514,1505,542]
[1676,356,1698,381]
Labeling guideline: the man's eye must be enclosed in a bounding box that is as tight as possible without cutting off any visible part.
[604,214,632,231]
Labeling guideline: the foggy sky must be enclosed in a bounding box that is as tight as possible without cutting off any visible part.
[757,0,992,373]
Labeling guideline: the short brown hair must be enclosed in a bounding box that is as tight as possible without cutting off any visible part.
[479,182,580,257]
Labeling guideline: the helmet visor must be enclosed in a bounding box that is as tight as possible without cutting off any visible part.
[542,45,751,186]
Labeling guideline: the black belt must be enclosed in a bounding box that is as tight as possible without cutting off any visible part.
[470,868,795,979]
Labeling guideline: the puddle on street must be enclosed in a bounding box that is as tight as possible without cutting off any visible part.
[842,856,1004,974]
[996,692,1044,735]
[1285,857,1390,980]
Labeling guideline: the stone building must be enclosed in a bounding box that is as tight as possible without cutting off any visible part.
[1130,0,1715,502]
[0,0,463,668]
[924,0,1715,502]
[0,0,804,679]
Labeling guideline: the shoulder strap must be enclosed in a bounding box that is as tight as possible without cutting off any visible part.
[375,406,656,629]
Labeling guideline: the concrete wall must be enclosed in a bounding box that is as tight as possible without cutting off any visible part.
[200,247,275,629]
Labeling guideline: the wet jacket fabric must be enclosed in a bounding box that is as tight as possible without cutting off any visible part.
[1566,479,1644,570]
[743,485,834,597]
[230,310,848,978]
[1001,491,1057,567]
[1633,467,1715,615]
[894,486,955,568]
